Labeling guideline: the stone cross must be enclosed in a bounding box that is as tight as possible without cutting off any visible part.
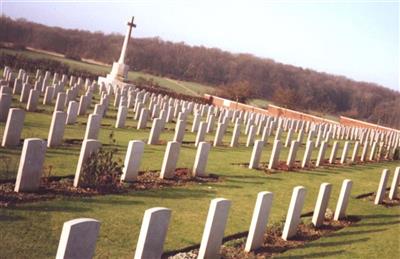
[118,16,136,64]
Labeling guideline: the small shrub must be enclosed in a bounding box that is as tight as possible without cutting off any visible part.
[79,148,123,191]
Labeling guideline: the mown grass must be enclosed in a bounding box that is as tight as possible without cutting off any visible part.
[0,88,399,258]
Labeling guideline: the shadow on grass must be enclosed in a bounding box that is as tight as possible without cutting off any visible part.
[0,214,26,221]
[306,237,369,248]
[328,228,387,237]
[351,220,400,227]
[79,197,145,206]
[10,204,92,213]
[133,187,216,199]
[361,214,400,219]
[278,249,346,258]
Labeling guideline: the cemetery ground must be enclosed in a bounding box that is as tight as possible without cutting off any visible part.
[0,87,399,258]
[0,47,216,97]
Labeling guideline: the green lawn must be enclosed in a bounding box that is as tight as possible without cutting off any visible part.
[0,89,399,258]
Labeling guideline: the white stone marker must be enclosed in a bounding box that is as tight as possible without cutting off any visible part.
[26,89,39,112]
[43,86,54,105]
[1,108,25,147]
[0,93,12,122]
[160,141,181,179]
[195,121,207,147]
[389,167,400,200]
[249,140,264,169]
[246,125,256,147]
[315,141,327,167]
[374,169,389,205]
[285,128,293,147]
[198,198,231,259]
[282,186,307,240]
[55,218,100,259]
[193,142,211,177]
[312,183,332,228]
[20,83,31,102]
[14,138,47,192]
[351,141,360,162]
[173,119,186,143]
[121,140,145,182]
[148,118,163,145]
[360,141,369,162]
[245,191,273,252]
[286,140,300,169]
[55,92,66,111]
[230,123,241,147]
[334,179,353,220]
[137,108,149,130]
[134,207,172,259]
[340,141,350,164]
[191,113,201,132]
[213,123,225,147]
[84,114,101,140]
[329,141,339,164]
[48,111,67,147]
[74,139,101,187]
[369,141,378,161]
[268,140,282,170]
[301,140,314,168]
[115,105,128,128]
[66,101,79,125]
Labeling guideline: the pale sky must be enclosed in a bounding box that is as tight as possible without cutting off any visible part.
[1,0,399,91]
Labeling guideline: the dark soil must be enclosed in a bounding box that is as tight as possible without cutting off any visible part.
[356,187,400,207]
[0,168,219,207]
[166,216,360,259]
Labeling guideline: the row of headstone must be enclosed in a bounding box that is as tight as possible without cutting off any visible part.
[54,179,353,258]
[374,167,400,205]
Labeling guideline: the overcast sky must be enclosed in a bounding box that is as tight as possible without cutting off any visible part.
[2,0,399,91]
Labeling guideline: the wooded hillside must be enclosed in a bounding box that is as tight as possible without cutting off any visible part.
[1,16,399,128]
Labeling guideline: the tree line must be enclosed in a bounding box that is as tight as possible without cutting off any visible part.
[1,16,399,129]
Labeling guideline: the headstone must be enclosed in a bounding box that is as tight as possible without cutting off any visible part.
[301,140,314,168]
[389,167,400,200]
[268,140,282,170]
[47,111,67,147]
[329,141,339,164]
[1,108,25,147]
[282,186,307,240]
[246,125,256,147]
[84,114,101,140]
[286,140,300,170]
[312,183,332,227]
[134,207,171,259]
[213,123,225,147]
[173,119,186,143]
[0,93,12,122]
[43,86,54,105]
[191,113,201,132]
[340,141,350,164]
[77,95,88,115]
[249,140,264,169]
[369,141,378,161]
[19,83,32,102]
[244,191,273,252]
[374,169,389,205]
[121,140,145,182]
[115,105,128,128]
[230,123,241,147]
[193,142,211,177]
[55,218,100,259]
[54,92,66,112]
[73,139,101,187]
[148,118,163,145]
[334,179,353,220]
[26,89,39,112]
[285,128,293,147]
[137,108,149,130]
[160,141,180,179]
[66,101,79,125]
[195,121,207,147]
[315,141,327,167]
[360,141,369,162]
[14,138,47,192]
[351,141,360,162]
[198,198,231,259]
